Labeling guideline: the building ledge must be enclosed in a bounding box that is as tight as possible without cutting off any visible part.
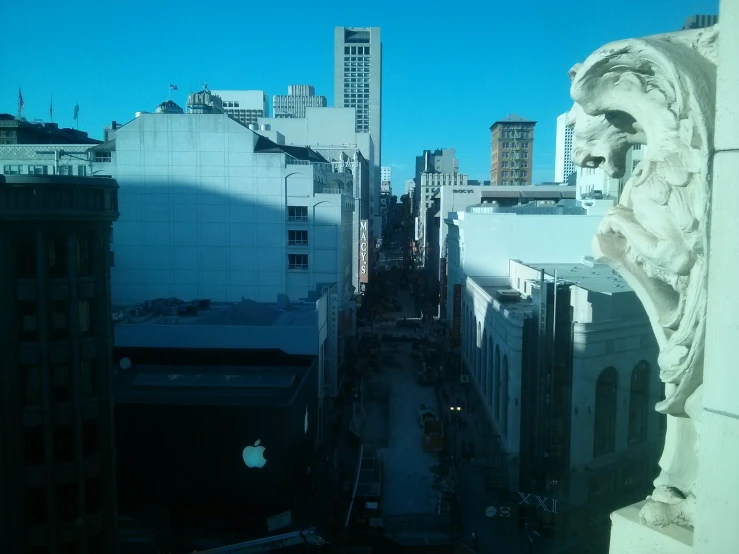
[609,500,692,554]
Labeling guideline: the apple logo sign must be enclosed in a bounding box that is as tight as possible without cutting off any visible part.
[304,407,309,434]
[242,439,267,469]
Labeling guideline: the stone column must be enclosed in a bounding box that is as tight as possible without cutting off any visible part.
[694,0,739,551]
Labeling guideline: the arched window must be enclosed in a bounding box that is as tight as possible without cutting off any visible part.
[501,355,509,436]
[493,345,500,418]
[476,321,482,382]
[594,367,618,456]
[628,361,650,444]
[486,337,493,406]
[481,330,488,392]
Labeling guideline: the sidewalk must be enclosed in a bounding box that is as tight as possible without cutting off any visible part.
[440,380,529,553]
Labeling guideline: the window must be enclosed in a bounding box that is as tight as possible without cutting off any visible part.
[94,152,111,163]
[28,165,48,175]
[502,162,508,168]
[288,206,308,221]
[80,359,95,397]
[18,301,39,341]
[79,300,91,336]
[57,482,78,522]
[54,423,75,462]
[288,254,308,269]
[633,144,642,150]
[59,165,74,176]
[47,237,67,277]
[49,300,69,341]
[521,171,528,177]
[288,230,308,245]
[27,486,48,524]
[83,419,99,456]
[521,142,529,148]
[23,364,42,404]
[16,238,36,278]
[86,476,101,513]
[3,164,22,174]
[502,152,509,158]
[628,361,650,444]
[52,364,71,403]
[593,367,618,456]
[77,235,92,275]
[77,165,87,176]
[502,171,509,177]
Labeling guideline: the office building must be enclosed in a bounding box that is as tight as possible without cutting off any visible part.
[555,112,575,184]
[257,107,374,293]
[444,188,594,324]
[413,148,459,217]
[273,85,327,119]
[0,175,120,554]
[681,14,718,29]
[489,114,536,186]
[334,27,383,240]
[460,259,663,551]
[381,165,391,184]
[185,86,224,114]
[211,89,269,125]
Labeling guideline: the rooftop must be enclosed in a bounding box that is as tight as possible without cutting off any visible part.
[490,113,537,127]
[467,276,533,320]
[518,260,633,295]
[114,363,315,407]
[253,134,329,163]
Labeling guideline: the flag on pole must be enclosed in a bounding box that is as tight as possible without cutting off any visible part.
[73,104,79,120]
[169,84,178,91]
[50,95,53,121]
[18,88,24,114]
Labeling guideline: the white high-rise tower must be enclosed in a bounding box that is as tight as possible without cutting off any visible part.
[555,112,575,184]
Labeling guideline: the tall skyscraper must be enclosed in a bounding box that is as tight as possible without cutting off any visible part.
[334,27,382,167]
[489,114,536,186]
[0,174,120,554]
[555,112,575,184]
[273,85,327,118]
[210,89,269,126]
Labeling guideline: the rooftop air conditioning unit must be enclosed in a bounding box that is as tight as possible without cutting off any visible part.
[494,289,521,303]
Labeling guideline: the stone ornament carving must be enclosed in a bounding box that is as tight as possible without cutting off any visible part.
[567,25,719,528]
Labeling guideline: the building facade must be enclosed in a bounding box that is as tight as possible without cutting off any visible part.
[273,85,327,119]
[0,114,99,146]
[105,112,354,306]
[555,112,575,184]
[489,115,536,186]
[0,175,120,554]
[460,259,663,548]
[681,14,718,29]
[211,89,269,126]
[444,202,601,324]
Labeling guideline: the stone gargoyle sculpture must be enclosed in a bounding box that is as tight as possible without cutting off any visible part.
[566,25,719,527]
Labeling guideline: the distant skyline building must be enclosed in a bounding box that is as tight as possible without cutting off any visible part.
[489,114,536,186]
[381,165,391,183]
[186,86,225,115]
[555,112,575,184]
[681,14,718,29]
[211,89,269,126]
[273,85,327,119]
[334,26,383,246]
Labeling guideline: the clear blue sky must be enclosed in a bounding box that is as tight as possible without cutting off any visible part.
[0,0,718,185]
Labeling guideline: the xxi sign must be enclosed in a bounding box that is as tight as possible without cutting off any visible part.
[518,492,558,514]
[359,219,369,284]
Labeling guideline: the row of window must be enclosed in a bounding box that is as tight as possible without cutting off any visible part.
[22,359,97,406]
[501,142,530,149]
[3,164,90,176]
[498,180,529,186]
[499,130,532,139]
[16,235,95,279]
[500,161,528,169]
[19,298,94,342]
[344,46,371,55]
[501,170,528,178]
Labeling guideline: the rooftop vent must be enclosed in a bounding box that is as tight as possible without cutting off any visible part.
[494,289,521,303]
[276,293,291,310]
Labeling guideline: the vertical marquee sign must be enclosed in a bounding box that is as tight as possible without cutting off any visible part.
[451,284,462,347]
[359,220,369,286]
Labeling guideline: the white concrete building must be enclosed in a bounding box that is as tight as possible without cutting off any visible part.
[381,165,391,184]
[460,258,662,512]
[272,85,327,119]
[105,112,354,307]
[417,172,468,268]
[211,89,269,126]
[257,107,376,293]
[444,205,602,324]
[555,112,575,184]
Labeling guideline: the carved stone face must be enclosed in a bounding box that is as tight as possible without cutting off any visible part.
[566,103,637,180]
